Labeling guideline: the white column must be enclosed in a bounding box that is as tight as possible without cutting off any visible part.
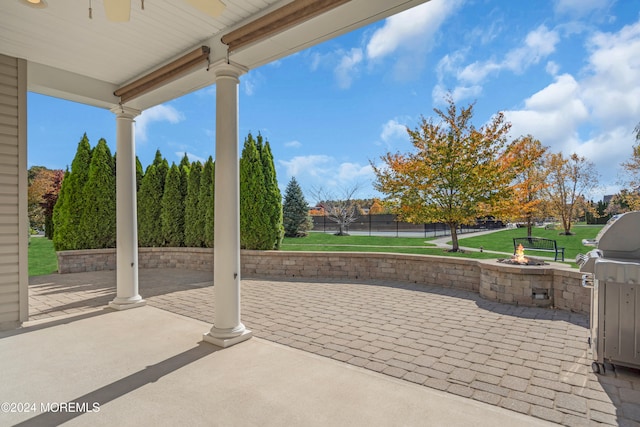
[203,62,252,348]
[109,106,146,310]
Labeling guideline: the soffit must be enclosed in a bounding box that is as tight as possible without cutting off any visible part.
[0,0,429,110]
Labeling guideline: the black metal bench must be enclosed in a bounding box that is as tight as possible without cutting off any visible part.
[513,237,565,261]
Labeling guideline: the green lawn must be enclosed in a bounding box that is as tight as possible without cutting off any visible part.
[283,232,501,260]
[283,233,437,247]
[282,225,603,266]
[28,237,58,276]
[455,225,602,263]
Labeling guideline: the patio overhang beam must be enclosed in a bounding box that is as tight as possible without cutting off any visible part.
[114,46,210,104]
[221,0,351,52]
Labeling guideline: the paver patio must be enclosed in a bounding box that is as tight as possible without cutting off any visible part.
[29,269,640,426]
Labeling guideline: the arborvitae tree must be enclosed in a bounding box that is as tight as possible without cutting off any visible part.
[150,149,169,192]
[80,138,116,248]
[199,157,215,248]
[283,177,313,237]
[259,136,283,248]
[179,152,191,170]
[179,156,189,208]
[240,133,270,249]
[53,133,92,250]
[151,149,164,168]
[184,161,202,247]
[52,168,70,249]
[161,163,185,246]
[135,156,144,191]
[137,164,164,246]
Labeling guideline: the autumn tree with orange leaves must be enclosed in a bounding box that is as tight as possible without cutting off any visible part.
[502,135,548,236]
[372,97,536,252]
[28,167,64,237]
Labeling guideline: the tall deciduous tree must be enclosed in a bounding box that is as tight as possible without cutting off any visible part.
[502,135,548,236]
[615,141,640,211]
[310,185,361,236]
[283,177,313,237]
[53,133,92,251]
[184,161,202,247]
[543,152,599,235]
[28,167,64,235]
[137,164,164,246]
[161,163,185,246]
[80,138,116,248]
[369,199,385,215]
[372,97,514,251]
[41,169,64,239]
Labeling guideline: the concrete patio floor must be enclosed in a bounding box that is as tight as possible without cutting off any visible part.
[2,305,552,427]
[13,269,640,425]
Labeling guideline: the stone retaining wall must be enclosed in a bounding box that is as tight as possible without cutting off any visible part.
[56,248,588,314]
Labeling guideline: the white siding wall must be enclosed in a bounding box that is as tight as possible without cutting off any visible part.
[0,54,27,330]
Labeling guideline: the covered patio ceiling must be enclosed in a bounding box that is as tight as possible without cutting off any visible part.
[1,0,430,110]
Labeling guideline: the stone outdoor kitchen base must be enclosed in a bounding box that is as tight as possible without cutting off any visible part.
[56,248,589,315]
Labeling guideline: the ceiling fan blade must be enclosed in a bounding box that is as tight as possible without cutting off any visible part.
[185,0,226,18]
[104,0,131,22]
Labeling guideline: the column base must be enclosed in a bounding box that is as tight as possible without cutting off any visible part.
[108,297,146,311]
[203,328,252,348]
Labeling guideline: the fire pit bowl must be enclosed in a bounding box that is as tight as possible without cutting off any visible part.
[497,257,548,266]
[497,243,549,266]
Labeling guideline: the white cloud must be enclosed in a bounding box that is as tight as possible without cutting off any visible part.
[366,0,461,60]
[306,0,462,88]
[379,119,410,150]
[309,51,324,72]
[506,25,560,72]
[135,104,184,143]
[364,0,463,81]
[278,155,375,196]
[581,20,640,127]
[241,71,265,96]
[458,25,560,85]
[278,155,333,178]
[284,140,302,148]
[337,162,374,182]
[335,48,363,89]
[434,25,561,105]
[504,74,588,148]
[381,119,407,142]
[546,61,560,76]
[502,18,640,197]
[554,0,611,17]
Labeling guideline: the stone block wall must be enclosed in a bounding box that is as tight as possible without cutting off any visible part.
[56,248,587,314]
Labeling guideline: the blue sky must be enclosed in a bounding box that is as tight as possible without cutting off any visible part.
[28,0,640,203]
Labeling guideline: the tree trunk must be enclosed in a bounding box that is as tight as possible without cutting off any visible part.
[562,215,572,235]
[449,223,460,251]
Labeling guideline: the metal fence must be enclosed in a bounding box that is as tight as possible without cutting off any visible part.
[311,214,504,238]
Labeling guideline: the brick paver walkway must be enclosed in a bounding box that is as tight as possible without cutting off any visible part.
[29,269,640,426]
